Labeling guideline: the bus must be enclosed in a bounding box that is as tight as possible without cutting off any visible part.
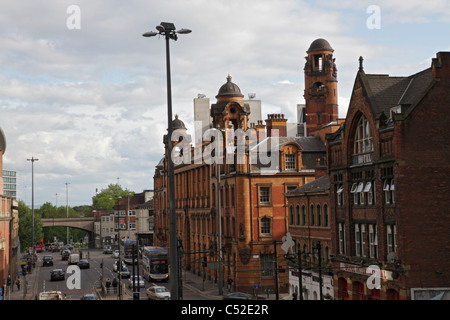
[34,238,44,253]
[121,239,138,265]
[141,246,169,282]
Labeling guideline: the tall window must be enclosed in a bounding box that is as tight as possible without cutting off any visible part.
[301,205,306,226]
[261,217,271,235]
[296,205,300,226]
[323,204,329,227]
[353,115,373,154]
[310,204,315,226]
[387,224,397,254]
[261,253,274,277]
[289,205,294,225]
[338,223,346,254]
[355,224,367,257]
[369,224,378,259]
[259,186,271,204]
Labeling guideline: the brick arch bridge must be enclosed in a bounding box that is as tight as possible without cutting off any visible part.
[41,217,96,246]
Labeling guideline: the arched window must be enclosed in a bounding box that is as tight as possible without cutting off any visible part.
[323,203,329,227]
[317,204,322,226]
[310,204,315,226]
[289,205,294,225]
[296,205,300,226]
[301,205,307,226]
[353,115,373,154]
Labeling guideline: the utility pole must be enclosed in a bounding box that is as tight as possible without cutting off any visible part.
[274,240,279,300]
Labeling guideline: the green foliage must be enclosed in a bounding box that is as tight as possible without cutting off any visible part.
[92,183,134,210]
[18,200,43,251]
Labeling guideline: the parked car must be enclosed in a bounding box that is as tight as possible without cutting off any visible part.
[80,293,97,300]
[223,292,252,300]
[120,267,131,278]
[103,245,112,254]
[146,286,170,300]
[42,255,54,267]
[127,275,145,288]
[113,250,119,258]
[50,269,65,281]
[78,259,90,269]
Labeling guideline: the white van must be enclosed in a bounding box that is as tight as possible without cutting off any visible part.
[68,253,80,265]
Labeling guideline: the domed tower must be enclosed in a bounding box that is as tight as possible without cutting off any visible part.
[210,75,250,130]
[304,38,338,135]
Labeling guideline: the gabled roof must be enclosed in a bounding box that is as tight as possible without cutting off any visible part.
[357,66,434,121]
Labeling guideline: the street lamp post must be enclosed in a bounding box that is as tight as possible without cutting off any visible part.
[65,182,70,245]
[143,22,191,301]
[27,157,38,265]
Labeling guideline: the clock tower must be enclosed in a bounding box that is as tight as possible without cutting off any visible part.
[304,38,338,135]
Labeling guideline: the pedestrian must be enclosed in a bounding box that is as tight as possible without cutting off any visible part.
[227,278,233,293]
[112,278,118,293]
[16,277,21,291]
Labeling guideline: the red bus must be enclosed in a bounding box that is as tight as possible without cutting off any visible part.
[34,238,44,253]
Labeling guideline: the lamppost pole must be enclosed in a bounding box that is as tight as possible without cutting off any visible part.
[65,182,70,245]
[27,157,38,265]
[143,22,191,300]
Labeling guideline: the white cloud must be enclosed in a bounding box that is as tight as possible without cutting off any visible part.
[0,0,448,206]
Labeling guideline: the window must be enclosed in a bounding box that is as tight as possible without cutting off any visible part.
[285,154,296,170]
[317,204,322,226]
[336,184,344,206]
[260,253,274,277]
[338,223,346,254]
[369,224,378,259]
[384,179,395,204]
[259,186,271,205]
[301,205,306,226]
[296,205,300,226]
[261,217,271,235]
[323,204,329,227]
[353,115,373,154]
[364,181,374,205]
[289,205,294,225]
[387,224,397,254]
[355,224,367,257]
[310,204,315,226]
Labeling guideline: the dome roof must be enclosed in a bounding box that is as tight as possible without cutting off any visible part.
[172,114,186,130]
[307,38,333,53]
[216,75,244,98]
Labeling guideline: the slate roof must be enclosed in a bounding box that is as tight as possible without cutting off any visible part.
[361,67,434,120]
[286,175,330,195]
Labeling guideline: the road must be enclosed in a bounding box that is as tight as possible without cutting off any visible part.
[33,248,211,300]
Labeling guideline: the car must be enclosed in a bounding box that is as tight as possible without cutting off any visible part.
[61,251,70,261]
[223,292,252,300]
[103,245,112,254]
[78,259,90,269]
[127,275,145,289]
[113,260,127,272]
[146,286,171,300]
[50,269,65,281]
[42,255,54,267]
[120,267,131,278]
[80,293,97,300]
[113,250,119,258]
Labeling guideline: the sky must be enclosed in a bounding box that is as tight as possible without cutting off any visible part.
[0,0,449,207]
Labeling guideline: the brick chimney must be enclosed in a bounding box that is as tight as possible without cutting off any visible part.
[432,51,450,79]
[265,113,287,137]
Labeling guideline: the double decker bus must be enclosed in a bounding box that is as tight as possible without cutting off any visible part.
[141,246,169,282]
[33,238,44,253]
[121,239,138,264]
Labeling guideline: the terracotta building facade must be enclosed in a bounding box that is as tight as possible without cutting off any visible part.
[326,52,450,300]
[153,74,326,293]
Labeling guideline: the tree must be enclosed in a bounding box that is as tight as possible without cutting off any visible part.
[18,200,43,252]
[92,184,134,210]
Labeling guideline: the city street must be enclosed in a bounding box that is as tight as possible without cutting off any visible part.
[11,248,226,300]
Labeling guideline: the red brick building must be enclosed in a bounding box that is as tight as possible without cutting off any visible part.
[153,75,326,293]
[326,52,450,300]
